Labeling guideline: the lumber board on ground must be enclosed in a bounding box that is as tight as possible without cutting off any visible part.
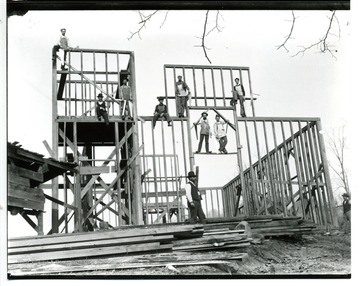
[8,224,202,248]
[9,242,173,264]
[8,251,248,276]
[173,240,251,251]
[8,234,174,255]
[173,233,248,247]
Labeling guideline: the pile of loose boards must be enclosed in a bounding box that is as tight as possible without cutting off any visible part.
[8,215,316,276]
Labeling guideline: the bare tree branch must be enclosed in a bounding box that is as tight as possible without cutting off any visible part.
[292,11,338,58]
[160,10,169,29]
[194,10,224,64]
[128,10,159,40]
[195,10,212,64]
[277,11,297,53]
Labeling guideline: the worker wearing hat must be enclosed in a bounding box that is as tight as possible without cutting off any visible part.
[342,192,351,234]
[152,96,172,128]
[96,93,109,125]
[185,171,206,224]
[195,111,212,153]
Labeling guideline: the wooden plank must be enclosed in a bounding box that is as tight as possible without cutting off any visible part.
[173,241,251,251]
[8,242,170,264]
[8,225,199,248]
[8,175,30,187]
[8,234,174,254]
[7,197,45,211]
[8,165,43,182]
[79,166,111,175]
[173,233,247,247]
[8,182,44,196]
[8,188,45,203]
[8,250,249,274]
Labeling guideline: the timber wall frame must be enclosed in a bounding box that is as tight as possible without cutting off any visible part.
[138,64,337,227]
[47,52,336,234]
[51,48,143,234]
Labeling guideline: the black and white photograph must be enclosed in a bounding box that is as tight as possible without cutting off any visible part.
[0,0,358,283]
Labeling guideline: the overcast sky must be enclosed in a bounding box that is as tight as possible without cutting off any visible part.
[6,9,358,189]
[2,6,360,286]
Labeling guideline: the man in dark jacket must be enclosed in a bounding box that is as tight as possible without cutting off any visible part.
[96,93,109,125]
[185,171,206,224]
[342,193,351,234]
[152,96,172,128]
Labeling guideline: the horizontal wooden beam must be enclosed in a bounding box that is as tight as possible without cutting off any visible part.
[56,116,134,123]
[236,116,321,122]
[8,1,350,15]
[8,165,43,182]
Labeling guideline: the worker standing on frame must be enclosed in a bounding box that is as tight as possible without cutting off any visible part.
[213,114,228,154]
[185,171,206,224]
[96,93,109,125]
[175,75,191,118]
[118,78,132,120]
[195,111,212,154]
[56,28,73,70]
[232,78,246,117]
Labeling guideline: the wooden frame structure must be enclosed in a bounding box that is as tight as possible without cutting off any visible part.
[138,64,337,227]
[13,53,335,236]
[50,48,143,234]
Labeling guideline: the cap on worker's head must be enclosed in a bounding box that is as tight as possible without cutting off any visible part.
[97,93,103,98]
[235,78,240,81]
[177,75,182,78]
[202,112,208,116]
[215,114,220,119]
[342,193,350,197]
[157,96,164,101]
[187,171,197,178]
[60,28,66,32]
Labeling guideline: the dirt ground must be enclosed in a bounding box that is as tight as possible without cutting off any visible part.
[78,231,351,277]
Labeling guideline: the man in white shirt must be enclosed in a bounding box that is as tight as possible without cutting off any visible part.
[232,78,246,117]
[185,171,206,224]
[175,75,191,118]
[213,115,228,154]
[57,28,72,69]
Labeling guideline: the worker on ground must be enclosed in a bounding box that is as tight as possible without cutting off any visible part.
[195,112,212,154]
[175,75,191,118]
[213,114,228,154]
[232,78,246,117]
[96,93,109,125]
[185,171,206,224]
[342,192,351,234]
[152,96,173,128]
[118,78,132,120]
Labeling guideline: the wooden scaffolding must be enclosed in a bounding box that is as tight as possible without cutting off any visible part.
[50,48,143,233]
[42,52,337,235]
[138,64,337,227]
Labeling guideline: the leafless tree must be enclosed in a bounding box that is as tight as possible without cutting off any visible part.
[128,10,341,63]
[327,124,350,201]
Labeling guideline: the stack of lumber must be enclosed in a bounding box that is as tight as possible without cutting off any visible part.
[8,251,248,276]
[172,228,251,251]
[8,224,203,264]
[204,215,317,237]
